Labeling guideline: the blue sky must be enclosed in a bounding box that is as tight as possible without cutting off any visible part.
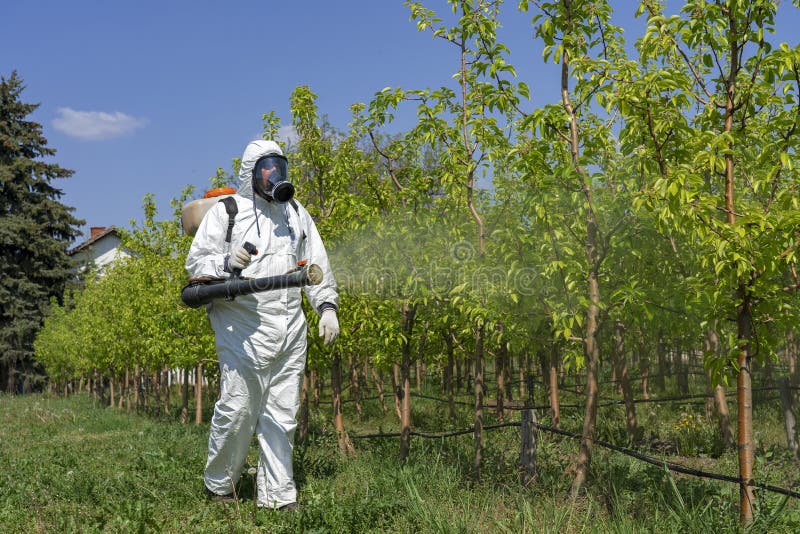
[2,1,799,242]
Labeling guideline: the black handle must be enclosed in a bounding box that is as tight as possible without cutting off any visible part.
[243,241,258,255]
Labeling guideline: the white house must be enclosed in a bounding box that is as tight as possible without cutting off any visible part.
[67,226,129,274]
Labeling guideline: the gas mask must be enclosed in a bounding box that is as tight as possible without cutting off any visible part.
[252,154,294,202]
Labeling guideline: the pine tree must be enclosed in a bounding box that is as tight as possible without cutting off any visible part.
[0,71,83,393]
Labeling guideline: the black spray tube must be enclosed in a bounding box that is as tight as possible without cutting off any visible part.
[181,263,323,309]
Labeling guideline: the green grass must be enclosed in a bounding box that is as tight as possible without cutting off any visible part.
[1,391,799,532]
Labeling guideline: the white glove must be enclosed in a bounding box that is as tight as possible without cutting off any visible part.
[227,246,253,271]
[318,309,340,345]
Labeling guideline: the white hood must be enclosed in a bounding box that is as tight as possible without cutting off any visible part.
[237,139,284,198]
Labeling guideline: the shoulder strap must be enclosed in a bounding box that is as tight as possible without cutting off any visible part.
[288,199,306,240]
[219,196,238,244]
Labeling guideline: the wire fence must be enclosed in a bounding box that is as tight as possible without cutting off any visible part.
[345,391,800,500]
[408,389,786,412]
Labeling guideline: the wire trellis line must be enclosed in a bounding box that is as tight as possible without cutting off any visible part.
[406,390,784,411]
[530,420,800,500]
[347,415,800,500]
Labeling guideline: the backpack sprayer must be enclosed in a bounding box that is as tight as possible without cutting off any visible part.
[179,189,323,308]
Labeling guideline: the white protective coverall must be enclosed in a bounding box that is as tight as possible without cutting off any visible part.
[185,140,338,508]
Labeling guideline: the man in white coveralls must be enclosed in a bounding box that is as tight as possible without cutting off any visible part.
[186,139,340,510]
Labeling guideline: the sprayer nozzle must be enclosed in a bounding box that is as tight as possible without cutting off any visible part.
[306,264,324,285]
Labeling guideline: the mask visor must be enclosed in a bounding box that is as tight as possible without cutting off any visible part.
[253,154,293,201]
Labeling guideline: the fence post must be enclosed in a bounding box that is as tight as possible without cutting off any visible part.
[778,377,799,460]
[520,408,538,486]
[520,374,537,486]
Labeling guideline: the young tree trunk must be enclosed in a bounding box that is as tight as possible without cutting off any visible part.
[134,365,140,412]
[445,331,457,422]
[392,362,402,421]
[610,356,617,386]
[473,323,485,484]
[331,350,354,455]
[705,371,715,420]
[788,329,800,392]
[504,354,513,402]
[719,16,754,519]
[736,290,756,522]
[119,369,126,409]
[639,342,650,401]
[519,353,527,402]
[496,326,507,423]
[549,343,561,429]
[466,362,473,395]
[399,302,417,461]
[520,408,538,487]
[362,361,371,395]
[613,321,638,443]
[572,272,601,496]
[144,373,152,412]
[656,332,667,392]
[163,366,171,416]
[416,322,428,392]
[349,356,362,417]
[152,372,161,417]
[109,375,115,408]
[551,11,604,492]
[92,369,98,402]
[538,348,549,398]
[122,373,127,406]
[297,366,310,446]
[457,12,488,472]
[778,377,800,461]
[677,341,689,396]
[371,367,387,414]
[705,328,734,448]
[195,363,203,425]
[312,369,320,408]
[181,367,189,424]
[456,355,463,393]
